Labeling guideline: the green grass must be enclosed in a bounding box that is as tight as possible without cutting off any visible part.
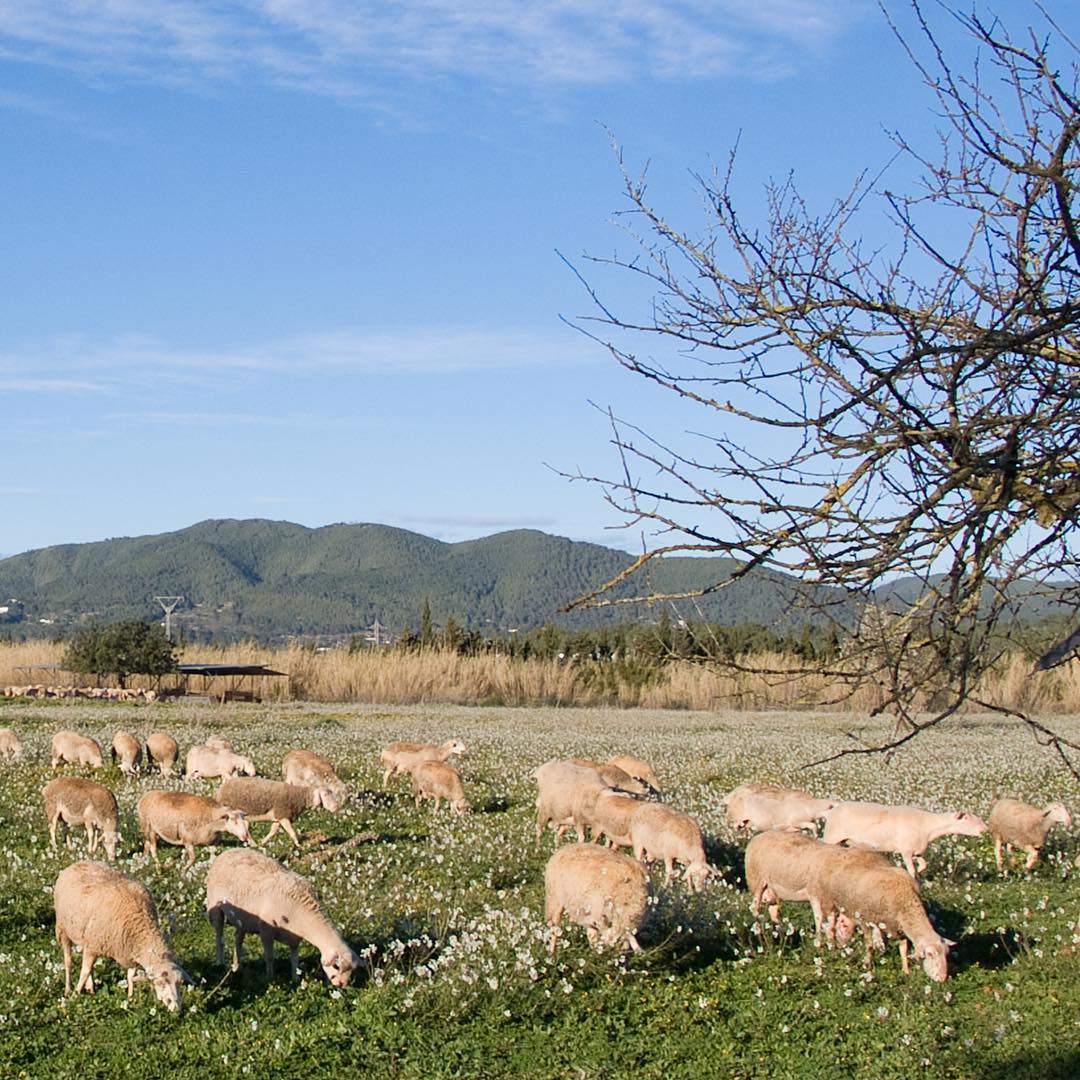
[0,701,1077,1079]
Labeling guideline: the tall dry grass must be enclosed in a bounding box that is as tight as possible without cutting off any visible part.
[2,639,1079,712]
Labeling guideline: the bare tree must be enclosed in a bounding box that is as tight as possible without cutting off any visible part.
[564,3,1080,772]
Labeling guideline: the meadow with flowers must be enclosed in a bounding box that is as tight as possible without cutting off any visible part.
[0,699,1077,1079]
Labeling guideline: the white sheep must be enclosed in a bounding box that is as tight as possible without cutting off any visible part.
[216,777,343,846]
[50,730,105,769]
[534,760,616,843]
[629,802,713,892]
[806,844,953,981]
[137,790,252,869]
[583,788,646,850]
[988,798,1073,871]
[722,782,835,834]
[42,776,120,860]
[185,744,257,781]
[0,727,22,760]
[111,731,143,775]
[567,758,652,798]
[607,754,662,796]
[282,748,348,802]
[822,801,988,877]
[54,860,190,1011]
[544,843,651,954]
[145,733,180,777]
[205,848,359,985]
[411,761,470,814]
[380,738,467,787]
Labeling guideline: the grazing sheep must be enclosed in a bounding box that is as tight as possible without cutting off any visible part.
[544,843,651,954]
[54,860,189,1011]
[380,739,467,787]
[185,744,257,781]
[145,733,180,777]
[411,761,470,814]
[629,802,713,892]
[205,848,359,985]
[534,760,618,843]
[822,801,988,877]
[216,777,343,847]
[807,845,953,981]
[988,798,1073,871]
[111,731,143,775]
[50,730,105,769]
[722,782,835,834]
[586,788,647,850]
[42,777,120,860]
[282,749,348,802]
[205,735,234,751]
[567,758,652,798]
[137,791,251,869]
[0,727,22,760]
[607,754,662,796]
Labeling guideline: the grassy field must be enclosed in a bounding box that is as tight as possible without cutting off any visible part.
[0,700,1077,1079]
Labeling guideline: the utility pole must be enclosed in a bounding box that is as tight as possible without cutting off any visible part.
[155,596,183,641]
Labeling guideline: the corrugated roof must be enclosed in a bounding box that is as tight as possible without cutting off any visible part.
[176,663,287,677]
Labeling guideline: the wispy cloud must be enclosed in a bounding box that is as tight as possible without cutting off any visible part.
[0,377,109,393]
[0,2,861,99]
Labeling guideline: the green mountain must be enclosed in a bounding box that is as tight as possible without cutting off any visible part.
[0,518,825,643]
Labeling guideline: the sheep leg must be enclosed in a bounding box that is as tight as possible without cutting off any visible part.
[898,938,911,975]
[126,967,138,998]
[289,945,301,980]
[48,810,61,849]
[183,843,197,870]
[994,836,1005,872]
[260,931,276,977]
[208,906,226,966]
[1023,847,1039,870]
[901,852,918,877]
[626,931,643,954]
[59,931,73,995]
[263,821,281,844]
[74,950,98,995]
[87,825,98,855]
[280,819,301,848]
[233,926,247,972]
[144,832,159,862]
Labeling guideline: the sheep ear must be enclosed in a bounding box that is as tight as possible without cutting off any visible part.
[178,965,196,986]
[941,937,956,948]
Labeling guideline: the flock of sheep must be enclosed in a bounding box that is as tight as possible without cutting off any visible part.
[0,722,1074,1015]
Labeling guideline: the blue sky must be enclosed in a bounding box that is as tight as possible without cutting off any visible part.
[1,1,1063,558]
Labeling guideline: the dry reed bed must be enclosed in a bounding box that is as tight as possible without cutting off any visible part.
[3,639,1079,712]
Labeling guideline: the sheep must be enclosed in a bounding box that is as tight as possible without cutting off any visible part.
[137,790,252,869]
[585,788,647,850]
[50,730,104,769]
[216,777,343,847]
[0,727,22,760]
[806,845,953,981]
[111,731,143,775]
[607,754,662,796]
[54,860,190,1011]
[380,738,467,787]
[205,735,234,751]
[145,733,180,777]
[568,758,652,798]
[721,782,835,834]
[282,748,348,802]
[988,798,1073,871]
[822,801,988,877]
[534,760,618,843]
[410,761,470,814]
[544,843,651,954]
[205,847,359,985]
[42,776,120,860]
[629,802,713,892]
[185,744,257,781]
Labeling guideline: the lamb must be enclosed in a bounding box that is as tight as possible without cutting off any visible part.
[380,738,467,787]
[42,776,120,860]
[216,777,343,846]
[568,758,652,798]
[544,843,651,954]
[111,731,143,775]
[410,761,470,814]
[50,730,104,769]
[583,787,646,849]
[185,744,257,781]
[722,782,835,834]
[534,760,618,843]
[822,801,988,877]
[988,798,1073,871]
[145,733,180,777]
[54,860,190,1011]
[806,845,953,981]
[282,748,348,802]
[137,790,252,869]
[0,727,22,760]
[607,754,662,796]
[205,847,359,985]
[629,802,713,892]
